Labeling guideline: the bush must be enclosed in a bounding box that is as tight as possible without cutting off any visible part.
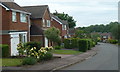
[64,38,78,49]
[108,39,118,44]
[39,52,53,61]
[24,42,41,52]
[54,46,62,50]
[78,39,88,52]
[22,57,37,65]
[0,44,9,57]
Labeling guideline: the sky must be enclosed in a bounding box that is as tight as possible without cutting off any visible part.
[14,0,119,27]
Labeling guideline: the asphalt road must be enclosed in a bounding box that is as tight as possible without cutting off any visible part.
[61,43,118,70]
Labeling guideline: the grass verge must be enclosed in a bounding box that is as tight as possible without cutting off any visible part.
[1,58,23,67]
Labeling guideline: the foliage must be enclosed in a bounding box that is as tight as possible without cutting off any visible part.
[2,58,23,66]
[22,57,37,65]
[38,52,53,61]
[77,22,119,33]
[53,11,76,28]
[108,39,118,44]
[54,45,62,50]
[17,43,53,59]
[0,44,9,57]
[24,41,41,52]
[44,27,61,45]
[17,43,26,56]
[78,39,88,52]
[75,30,87,38]
[53,50,81,55]
[64,38,78,49]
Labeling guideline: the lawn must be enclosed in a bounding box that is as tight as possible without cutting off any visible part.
[53,50,81,55]
[1,58,23,67]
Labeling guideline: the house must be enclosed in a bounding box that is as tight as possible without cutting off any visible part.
[68,28,75,38]
[22,5,52,47]
[51,14,68,41]
[0,2,31,56]
[100,32,112,42]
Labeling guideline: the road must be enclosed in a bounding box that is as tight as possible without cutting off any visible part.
[61,43,118,70]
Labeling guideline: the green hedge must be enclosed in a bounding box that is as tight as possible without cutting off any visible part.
[64,38,78,49]
[108,39,118,44]
[0,44,9,57]
[78,39,88,52]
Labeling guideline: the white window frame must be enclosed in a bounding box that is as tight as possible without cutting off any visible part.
[12,11,17,22]
[20,13,27,23]
[47,20,51,27]
[43,19,45,27]
[62,25,67,30]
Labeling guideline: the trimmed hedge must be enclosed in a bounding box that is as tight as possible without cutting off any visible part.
[39,52,53,61]
[0,44,9,57]
[78,39,88,52]
[64,38,78,49]
[22,57,37,65]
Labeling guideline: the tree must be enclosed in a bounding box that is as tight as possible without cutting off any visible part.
[75,30,87,38]
[111,22,120,40]
[44,27,61,45]
[53,11,76,28]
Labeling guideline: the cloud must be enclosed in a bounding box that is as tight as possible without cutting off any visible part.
[14,0,119,27]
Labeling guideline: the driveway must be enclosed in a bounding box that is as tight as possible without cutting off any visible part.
[61,43,118,70]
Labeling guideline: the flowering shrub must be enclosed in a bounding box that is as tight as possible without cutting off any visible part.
[17,43,26,56]
[17,42,53,62]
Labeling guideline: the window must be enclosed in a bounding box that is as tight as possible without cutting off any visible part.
[20,13,27,23]
[47,20,51,27]
[62,25,67,30]
[12,11,16,22]
[43,19,45,27]
[19,34,27,43]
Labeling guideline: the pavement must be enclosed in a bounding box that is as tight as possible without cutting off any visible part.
[2,44,99,72]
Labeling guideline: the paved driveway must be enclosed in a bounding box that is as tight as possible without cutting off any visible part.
[61,43,118,70]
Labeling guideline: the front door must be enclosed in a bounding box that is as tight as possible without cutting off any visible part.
[45,37,48,47]
[11,34,19,56]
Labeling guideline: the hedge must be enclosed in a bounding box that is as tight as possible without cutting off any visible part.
[78,39,88,52]
[108,39,118,44]
[64,38,78,49]
[0,44,9,57]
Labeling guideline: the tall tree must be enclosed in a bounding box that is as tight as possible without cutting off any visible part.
[53,11,76,28]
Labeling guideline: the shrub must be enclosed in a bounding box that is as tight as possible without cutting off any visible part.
[0,44,9,57]
[39,52,53,61]
[108,39,118,44]
[24,42,41,52]
[64,38,78,49]
[54,46,62,50]
[22,57,37,65]
[78,39,88,52]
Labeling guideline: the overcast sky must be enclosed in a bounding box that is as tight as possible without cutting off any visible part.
[14,0,119,27]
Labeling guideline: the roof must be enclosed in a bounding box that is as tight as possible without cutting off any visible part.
[30,25,43,35]
[51,14,68,25]
[1,2,29,13]
[22,5,49,19]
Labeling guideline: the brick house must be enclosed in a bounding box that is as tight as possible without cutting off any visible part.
[23,5,51,47]
[0,2,31,56]
[100,32,112,42]
[51,14,68,41]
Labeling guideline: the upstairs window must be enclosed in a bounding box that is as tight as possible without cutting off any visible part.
[12,11,17,22]
[62,25,67,30]
[20,13,27,23]
[47,20,51,27]
[43,19,45,27]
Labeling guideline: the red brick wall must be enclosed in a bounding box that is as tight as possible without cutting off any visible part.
[0,35,10,45]
[30,36,44,47]
[1,7,29,31]
[51,19,62,36]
